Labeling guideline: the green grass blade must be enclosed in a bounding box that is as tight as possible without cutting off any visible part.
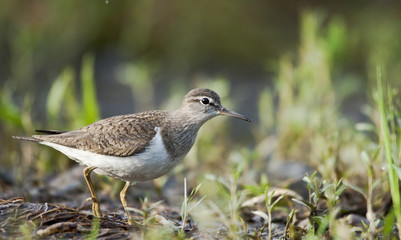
[0,90,23,128]
[376,65,401,236]
[47,68,73,123]
[81,54,100,125]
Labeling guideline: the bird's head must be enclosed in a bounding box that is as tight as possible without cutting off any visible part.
[180,88,251,123]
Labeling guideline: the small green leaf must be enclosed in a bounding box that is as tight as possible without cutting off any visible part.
[270,194,285,210]
[265,189,275,206]
[361,219,368,229]
[320,183,333,194]
[252,210,269,224]
[189,183,202,200]
[311,171,317,180]
[302,176,314,191]
[287,209,298,222]
[343,180,365,197]
[149,200,164,211]
[335,184,347,197]
[291,198,314,211]
[188,195,206,212]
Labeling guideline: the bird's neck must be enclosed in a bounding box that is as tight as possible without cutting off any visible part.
[160,109,206,159]
[174,105,214,125]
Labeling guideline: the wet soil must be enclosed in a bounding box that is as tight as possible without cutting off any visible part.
[0,164,395,239]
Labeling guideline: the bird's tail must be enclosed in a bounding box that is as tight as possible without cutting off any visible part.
[12,135,40,142]
[13,130,66,142]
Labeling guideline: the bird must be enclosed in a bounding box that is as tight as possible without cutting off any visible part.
[13,88,250,224]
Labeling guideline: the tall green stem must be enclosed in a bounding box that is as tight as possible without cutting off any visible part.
[376,66,401,237]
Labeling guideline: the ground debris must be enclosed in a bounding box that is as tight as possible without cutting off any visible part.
[0,197,197,239]
[36,222,78,237]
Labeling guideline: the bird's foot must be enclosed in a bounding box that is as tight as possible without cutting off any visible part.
[86,197,102,217]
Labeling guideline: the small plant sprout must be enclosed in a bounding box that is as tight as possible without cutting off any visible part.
[203,163,248,238]
[126,197,164,226]
[266,189,285,240]
[284,209,300,239]
[293,171,346,236]
[180,178,205,232]
[252,188,285,240]
[350,217,381,240]
[292,171,324,231]
[343,149,381,222]
[324,178,346,210]
[85,217,100,240]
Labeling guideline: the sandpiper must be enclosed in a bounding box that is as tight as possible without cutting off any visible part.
[13,88,250,224]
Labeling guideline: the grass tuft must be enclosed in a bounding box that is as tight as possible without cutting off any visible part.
[376,65,401,237]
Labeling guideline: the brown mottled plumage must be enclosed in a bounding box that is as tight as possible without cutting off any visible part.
[33,112,166,156]
[13,88,250,224]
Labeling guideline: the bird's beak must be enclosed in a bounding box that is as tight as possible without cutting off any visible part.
[219,107,251,122]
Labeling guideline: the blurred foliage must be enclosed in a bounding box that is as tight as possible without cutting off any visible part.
[1,0,401,94]
[255,11,371,183]
[47,55,100,128]
[81,54,100,125]
[116,62,157,112]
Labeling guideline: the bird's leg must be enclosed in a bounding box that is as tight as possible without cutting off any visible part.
[83,166,102,217]
[120,181,133,224]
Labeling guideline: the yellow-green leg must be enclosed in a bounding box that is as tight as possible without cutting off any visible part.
[120,181,133,224]
[83,166,102,217]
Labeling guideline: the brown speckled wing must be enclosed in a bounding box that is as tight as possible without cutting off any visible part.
[33,111,168,157]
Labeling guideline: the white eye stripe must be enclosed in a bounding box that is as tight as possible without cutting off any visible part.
[188,96,216,106]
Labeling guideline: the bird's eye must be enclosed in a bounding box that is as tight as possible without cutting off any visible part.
[201,98,210,105]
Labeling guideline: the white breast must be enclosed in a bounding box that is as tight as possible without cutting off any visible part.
[40,127,183,182]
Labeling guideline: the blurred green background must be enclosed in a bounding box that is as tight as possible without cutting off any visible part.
[1,0,401,204]
[2,0,401,117]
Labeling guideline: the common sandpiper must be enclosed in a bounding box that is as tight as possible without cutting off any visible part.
[13,88,250,224]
